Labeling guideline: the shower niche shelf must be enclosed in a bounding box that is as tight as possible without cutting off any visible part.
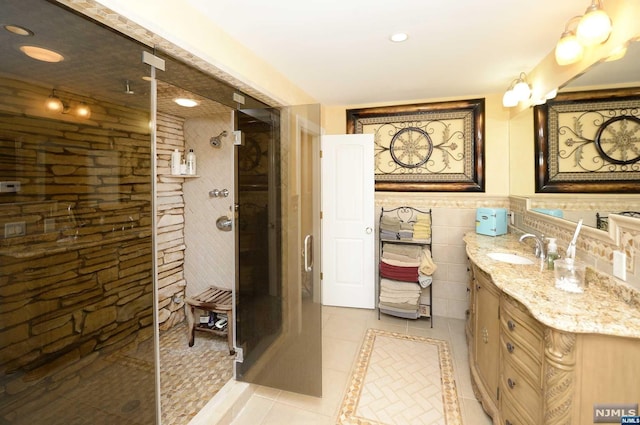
[161,174,200,178]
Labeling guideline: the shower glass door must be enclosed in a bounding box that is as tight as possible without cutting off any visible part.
[234,104,322,396]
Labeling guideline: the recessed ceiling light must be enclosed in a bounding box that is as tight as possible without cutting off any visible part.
[19,45,64,63]
[390,32,408,43]
[174,98,199,107]
[4,24,34,36]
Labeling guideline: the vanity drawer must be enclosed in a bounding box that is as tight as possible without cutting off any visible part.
[500,331,542,388]
[501,295,543,354]
[500,355,541,425]
[500,389,536,425]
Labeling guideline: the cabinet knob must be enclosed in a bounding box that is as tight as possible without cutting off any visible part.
[506,342,515,353]
[507,378,516,389]
[506,421,513,425]
[507,320,516,331]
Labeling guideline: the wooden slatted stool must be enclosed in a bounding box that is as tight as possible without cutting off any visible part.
[185,286,234,355]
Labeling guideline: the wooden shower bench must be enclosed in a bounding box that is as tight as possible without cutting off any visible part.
[185,286,234,355]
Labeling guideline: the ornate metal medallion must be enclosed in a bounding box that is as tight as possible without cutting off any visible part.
[594,115,640,165]
[389,127,434,168]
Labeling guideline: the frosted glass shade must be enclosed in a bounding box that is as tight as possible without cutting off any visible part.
[513,80,531,101]
[555,33,584,65]
[502,89,518,107]
[45,95,64,112]
[76,103,91,119]
[577,8,611,46]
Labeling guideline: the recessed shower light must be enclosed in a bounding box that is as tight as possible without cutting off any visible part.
[390,32,408,43]
[4,24,34,36]
[174,98,199,107]
[19,45,64,63]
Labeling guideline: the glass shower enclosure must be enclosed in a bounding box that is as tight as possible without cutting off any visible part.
[0,1,157,423]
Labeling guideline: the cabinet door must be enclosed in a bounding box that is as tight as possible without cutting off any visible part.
[474,267,501,403]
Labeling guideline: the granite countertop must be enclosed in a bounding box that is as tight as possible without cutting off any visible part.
[464,232,640,339]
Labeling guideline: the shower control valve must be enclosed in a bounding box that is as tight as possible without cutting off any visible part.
[209,188,229,198]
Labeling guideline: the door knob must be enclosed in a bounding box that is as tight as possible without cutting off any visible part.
[216,216,232,231]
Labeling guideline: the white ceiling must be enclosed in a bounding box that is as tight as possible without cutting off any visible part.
[185,0,596,105]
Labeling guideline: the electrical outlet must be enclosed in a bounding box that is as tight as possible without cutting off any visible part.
[613,250,626,281]
[4,221,26,238]
[44,218,56,233]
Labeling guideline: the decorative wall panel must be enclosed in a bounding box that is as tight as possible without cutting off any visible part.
[347,99,485,192]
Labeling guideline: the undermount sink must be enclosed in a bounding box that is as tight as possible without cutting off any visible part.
[487,252,534,265]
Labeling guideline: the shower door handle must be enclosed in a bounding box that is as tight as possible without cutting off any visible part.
[303,234,313,272]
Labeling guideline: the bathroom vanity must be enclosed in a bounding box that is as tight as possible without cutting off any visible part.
[464,232,640,425]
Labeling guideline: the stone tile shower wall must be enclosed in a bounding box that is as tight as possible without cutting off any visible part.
[156,112,188,330]
[0,77,154,417]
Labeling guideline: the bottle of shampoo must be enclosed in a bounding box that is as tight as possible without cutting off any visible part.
[171,149,181,175]
[546,238,559,270]
[186,148,196,175]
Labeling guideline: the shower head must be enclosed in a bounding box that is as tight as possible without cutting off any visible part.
[210,130,228,147]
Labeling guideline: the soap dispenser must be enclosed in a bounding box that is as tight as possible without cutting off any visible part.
[186,148,196,175]
[171,149,181,175]
[546,238,559,270]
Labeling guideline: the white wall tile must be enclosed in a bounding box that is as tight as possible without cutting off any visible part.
[183,115,235,296]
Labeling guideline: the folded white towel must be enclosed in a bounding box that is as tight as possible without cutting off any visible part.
[382,251,418,262]
[379,294,421,304]
[382,243,422,259]
[380,257,421,268]
[380,278,420,292]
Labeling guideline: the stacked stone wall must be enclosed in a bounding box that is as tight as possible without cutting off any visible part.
[0,77,155,418]
[155,112,187,330]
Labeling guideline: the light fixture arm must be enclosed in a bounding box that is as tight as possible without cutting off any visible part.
[562,15,583,35]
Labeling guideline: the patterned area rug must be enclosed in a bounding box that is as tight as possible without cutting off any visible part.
[338,329,462,425]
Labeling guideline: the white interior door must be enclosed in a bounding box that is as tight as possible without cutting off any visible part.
[321,134,374,308]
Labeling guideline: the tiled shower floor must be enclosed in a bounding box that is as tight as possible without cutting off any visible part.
[158,322,234,424]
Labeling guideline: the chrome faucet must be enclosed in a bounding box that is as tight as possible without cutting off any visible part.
[519,233,546,259]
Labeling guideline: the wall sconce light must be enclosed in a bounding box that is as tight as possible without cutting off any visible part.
[555,16,584,66]
[75,102,92,119]
[555,1,612,66]
[44,89,92,118]
[45,90,65,112]
[502,73,531,108]
[576,0,612,46]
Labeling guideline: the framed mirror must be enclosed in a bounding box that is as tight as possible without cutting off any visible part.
[533,86,640,193]
[510,37,640,229]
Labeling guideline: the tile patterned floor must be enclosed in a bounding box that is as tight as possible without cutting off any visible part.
[230,307,493,424]
[160,322,234,425]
